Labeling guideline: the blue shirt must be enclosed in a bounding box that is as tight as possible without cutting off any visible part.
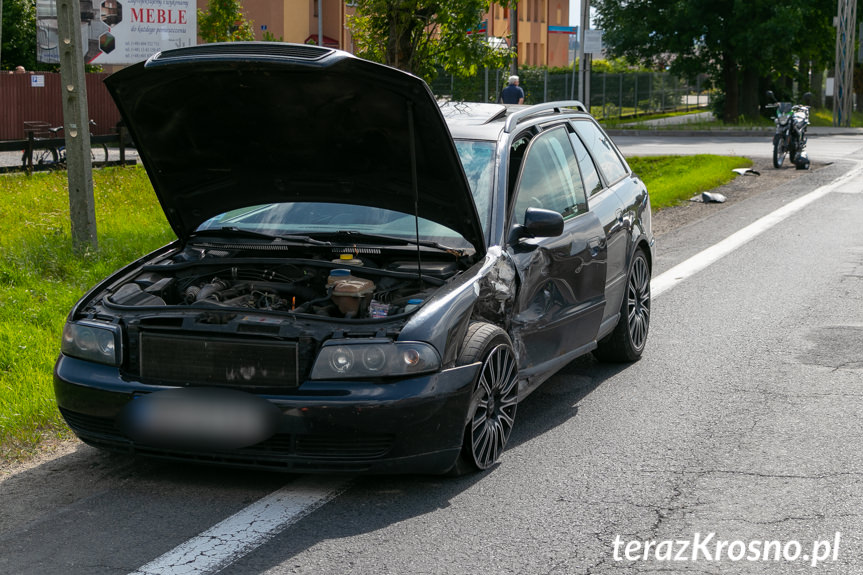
[500,84,524,104]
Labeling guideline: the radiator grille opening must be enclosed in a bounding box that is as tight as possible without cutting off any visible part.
[139,333,298,388]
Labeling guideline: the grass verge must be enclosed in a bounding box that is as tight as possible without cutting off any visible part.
[0,167,173,461]
[0,155,750,460]
[629,155,753,209]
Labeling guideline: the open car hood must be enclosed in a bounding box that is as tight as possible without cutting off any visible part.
[105,43,485,254]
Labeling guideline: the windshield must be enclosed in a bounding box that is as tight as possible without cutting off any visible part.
[196,202,473,250]
[454,140,495,239]
[195,140,496,250]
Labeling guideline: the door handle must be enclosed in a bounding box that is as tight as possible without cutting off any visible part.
[588,236,603,258]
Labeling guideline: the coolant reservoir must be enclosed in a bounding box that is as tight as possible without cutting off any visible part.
[327,268,352,286]
[330,276,375,316]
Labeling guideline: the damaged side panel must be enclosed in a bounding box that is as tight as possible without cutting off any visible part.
[507,212,608,388]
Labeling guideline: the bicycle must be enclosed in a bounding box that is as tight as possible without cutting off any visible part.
[21,120,109,168]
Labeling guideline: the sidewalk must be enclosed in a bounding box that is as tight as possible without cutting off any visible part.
[0,147,139,170]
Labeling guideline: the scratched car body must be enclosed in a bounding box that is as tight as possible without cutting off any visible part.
[54,43,653,474]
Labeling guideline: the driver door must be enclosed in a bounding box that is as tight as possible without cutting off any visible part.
[508,125,607,373]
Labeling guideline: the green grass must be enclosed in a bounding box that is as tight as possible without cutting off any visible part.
[611,107,863,130]
[600,109,712,127]
[0,156,750,460]
[0,167,173,460]
[809,107,863,127]
[629,155,753,209]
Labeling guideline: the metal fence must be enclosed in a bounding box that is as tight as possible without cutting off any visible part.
[430,69,712,119]
[0,72,121,141]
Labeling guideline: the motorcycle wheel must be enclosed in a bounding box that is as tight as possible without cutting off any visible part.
[772,134,785,168]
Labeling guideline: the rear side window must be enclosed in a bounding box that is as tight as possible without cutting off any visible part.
[572,120,628,184]
[512,127,587,222]
[568,132,603,197]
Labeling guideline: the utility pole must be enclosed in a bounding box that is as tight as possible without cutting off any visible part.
[57,0,97,250]
[577,0,590,107]
[510,5,518,77]
[317,0,322,45]
[833,0,856,127]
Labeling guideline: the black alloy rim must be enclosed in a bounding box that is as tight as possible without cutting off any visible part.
[627,255,651,352]
[469,344,518,469]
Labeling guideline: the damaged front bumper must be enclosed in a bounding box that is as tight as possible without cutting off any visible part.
[54,355,481,474]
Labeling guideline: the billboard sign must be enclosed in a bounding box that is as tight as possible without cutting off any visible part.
[37,0,197,65]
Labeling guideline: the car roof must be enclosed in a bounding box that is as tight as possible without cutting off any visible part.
[441,100,590,141]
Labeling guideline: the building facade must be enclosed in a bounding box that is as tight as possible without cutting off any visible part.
[486,0,571,68]
[196,0,355,51]
[195,1,569,68]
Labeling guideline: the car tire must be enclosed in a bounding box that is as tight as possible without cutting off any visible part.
[594,247,651,363]
[447,322,518,476]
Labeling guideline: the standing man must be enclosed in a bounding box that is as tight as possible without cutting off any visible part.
[499,75,525,105]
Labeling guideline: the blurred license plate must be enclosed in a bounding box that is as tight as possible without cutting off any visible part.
[118,387,281,450]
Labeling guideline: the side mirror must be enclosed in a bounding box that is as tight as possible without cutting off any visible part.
[765,90,776,103]
[509,207,564,243]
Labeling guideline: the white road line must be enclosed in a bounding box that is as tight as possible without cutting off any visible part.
[128,476,351,575]
[127,164,861,575]
[651,164,863,297]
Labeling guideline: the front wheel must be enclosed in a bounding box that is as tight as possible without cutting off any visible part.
[772,134,785,168]
[91,143,109,165]
[448,323,518,475]
[594,248,651,363]
[35,147,60,167]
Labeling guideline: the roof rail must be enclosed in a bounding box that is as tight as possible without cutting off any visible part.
[503,100,587,133]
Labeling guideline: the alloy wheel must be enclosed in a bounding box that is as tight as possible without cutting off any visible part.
[627,254,651,352]
[468,344,518,470]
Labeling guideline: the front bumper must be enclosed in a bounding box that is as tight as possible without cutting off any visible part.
[54,355,480,474]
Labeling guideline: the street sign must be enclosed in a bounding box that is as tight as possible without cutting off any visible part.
[584,29,604,54]
[467,20,488,35]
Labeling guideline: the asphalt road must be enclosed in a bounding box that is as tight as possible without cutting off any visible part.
[2,135,862,574]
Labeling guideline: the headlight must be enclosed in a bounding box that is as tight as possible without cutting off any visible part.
[61,321,122,366]
[310,339,440,380]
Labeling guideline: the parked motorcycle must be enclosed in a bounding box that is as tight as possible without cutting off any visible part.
[766,91,811,170]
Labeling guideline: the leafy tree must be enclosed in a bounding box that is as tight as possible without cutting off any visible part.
[1,0,36,71]
[348,0,514,83]
[593,0,836,122]
[198,0,255,43]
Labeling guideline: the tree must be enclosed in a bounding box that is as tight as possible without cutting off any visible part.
[1,0,36,71]
[348,0,514,83]
[593,0,836,122]
[198,0,255,44]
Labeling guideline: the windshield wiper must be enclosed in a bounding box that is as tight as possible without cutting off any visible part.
[190,227,330,245]
[311,231,466,257]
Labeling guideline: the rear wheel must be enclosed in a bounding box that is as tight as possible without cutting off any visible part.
[772,134,785,168]
[448,323,518,475]
[594,248,651,363]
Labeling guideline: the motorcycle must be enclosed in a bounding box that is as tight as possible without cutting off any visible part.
[766,91,811,170]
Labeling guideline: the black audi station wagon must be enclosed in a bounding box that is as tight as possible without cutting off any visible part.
[54,43,653,474]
